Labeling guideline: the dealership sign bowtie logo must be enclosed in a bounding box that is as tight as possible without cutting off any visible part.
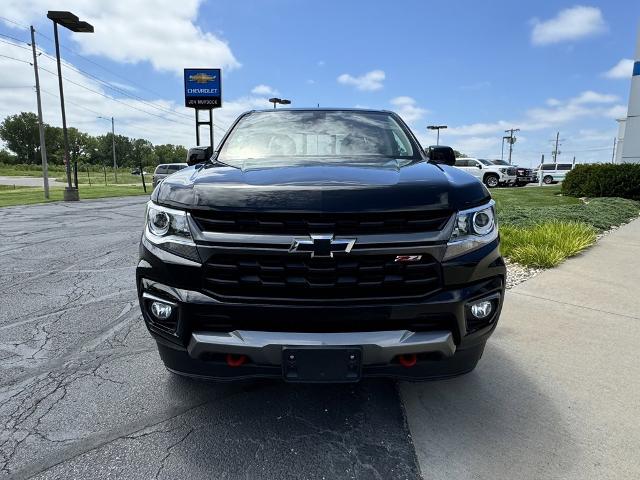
[189,73,216,84]
[289,234,356,258]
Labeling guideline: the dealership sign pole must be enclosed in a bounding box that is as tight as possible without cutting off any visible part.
[184,68,222,150]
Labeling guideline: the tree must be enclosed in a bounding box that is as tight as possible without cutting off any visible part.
[131,138,156,169]
[0,149,18,165]
[154,144,187,165]
[0,112,40,163]
[453,150,467,158]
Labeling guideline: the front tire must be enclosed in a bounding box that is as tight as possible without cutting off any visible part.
[484,174,499,188]
[543,175,553,185]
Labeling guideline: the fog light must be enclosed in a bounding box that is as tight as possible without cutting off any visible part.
[470,300,492,319]
[150,301,173,320]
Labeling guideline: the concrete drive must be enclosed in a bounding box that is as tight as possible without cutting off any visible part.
[402,218,640,479]
[0,176,67,188]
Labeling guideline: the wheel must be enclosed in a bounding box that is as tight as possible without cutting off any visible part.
[484,174,499,188]
[543,175,553,185]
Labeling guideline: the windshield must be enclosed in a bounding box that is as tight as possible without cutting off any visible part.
[491,159,509,166]
[217,110,420,167]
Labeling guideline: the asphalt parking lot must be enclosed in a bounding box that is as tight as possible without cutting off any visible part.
[0,197,419,480]
[1,197,639,479]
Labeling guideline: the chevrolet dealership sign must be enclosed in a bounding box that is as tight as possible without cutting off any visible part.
[184,68,222,109]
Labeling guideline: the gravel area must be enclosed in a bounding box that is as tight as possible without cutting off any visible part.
[505,260,543,289]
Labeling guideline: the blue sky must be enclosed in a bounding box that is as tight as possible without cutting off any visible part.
[1,0,639,167]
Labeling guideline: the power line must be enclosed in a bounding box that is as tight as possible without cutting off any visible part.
[0,38,32,51]
[0,53,31,64]
[0,15,29,29]
[40,87,105,117]
[3,19,229,134]
[0,32,30,45]
[38,64,194,128]
[34,28,174,101]
[37,49,194,121]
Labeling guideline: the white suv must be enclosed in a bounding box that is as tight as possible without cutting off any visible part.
[454,157,517,188]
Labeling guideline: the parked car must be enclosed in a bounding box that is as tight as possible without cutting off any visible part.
[152,163,188,188]
[454,157,517,188]
[490,159,538,186]
[537,163,573,184]
[131,167,149,176]
[137,108,505,382]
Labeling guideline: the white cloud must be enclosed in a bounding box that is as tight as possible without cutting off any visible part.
[604,105,627,119]
[531,6,606,46]
[448,91,622,138]
[389,96,428,123]
[251,84,277,96]
[603,58,635,79]
[0,38,260,150]
[337,70,385,91]
[571,90,618,104]
[2,0,240,75]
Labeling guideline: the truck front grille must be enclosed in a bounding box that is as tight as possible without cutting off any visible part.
[203,254,442,302]
[190,210,452,235]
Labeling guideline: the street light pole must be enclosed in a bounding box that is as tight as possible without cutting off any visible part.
[29,26,49,200]
[47,10,94,201]
[269,97,292,109]
[52,21,74,199]
[427,125,448,146]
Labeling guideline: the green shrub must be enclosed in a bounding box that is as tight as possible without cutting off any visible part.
[500,221,597,268]
[562,164,640,200]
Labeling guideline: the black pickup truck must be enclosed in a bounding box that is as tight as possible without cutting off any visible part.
[136,109,505,382]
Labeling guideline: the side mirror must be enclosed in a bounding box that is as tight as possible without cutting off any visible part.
[426,145,456,166]
[186,146,213,166]
[477,164,482,169]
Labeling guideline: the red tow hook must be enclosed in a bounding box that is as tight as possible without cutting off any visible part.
[226,354,247,367]
[398,354,417,368]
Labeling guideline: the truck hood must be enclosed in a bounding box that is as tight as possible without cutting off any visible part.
[152,160,490,213]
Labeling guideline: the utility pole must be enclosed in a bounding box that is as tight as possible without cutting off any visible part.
[501,136,510,162]
[504,128,520,164]
[111,117,117,183]
[99,116,118,182]
[29,26,49,199]
[552,131,561,164]
[611,137,617,164]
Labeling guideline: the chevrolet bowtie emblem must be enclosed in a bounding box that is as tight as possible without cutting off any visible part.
[189,73,216,84]
[289,234,356,258]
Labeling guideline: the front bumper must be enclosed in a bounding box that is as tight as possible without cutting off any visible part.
[136,235,505,381]
[498,174,517,185]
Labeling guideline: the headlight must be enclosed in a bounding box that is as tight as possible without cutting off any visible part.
[499,168,507,174]
[444,201,498,260]
[144,202,200,262]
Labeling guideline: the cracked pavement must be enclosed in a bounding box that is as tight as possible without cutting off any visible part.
[0,197,421,480]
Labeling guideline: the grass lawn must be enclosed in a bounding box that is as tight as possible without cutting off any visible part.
[0,163,147,185]
[491,185,640,267]
[0,185,149,208]
[491,185,580,209]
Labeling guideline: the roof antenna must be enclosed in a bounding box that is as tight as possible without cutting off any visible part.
[317,103,320,108]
